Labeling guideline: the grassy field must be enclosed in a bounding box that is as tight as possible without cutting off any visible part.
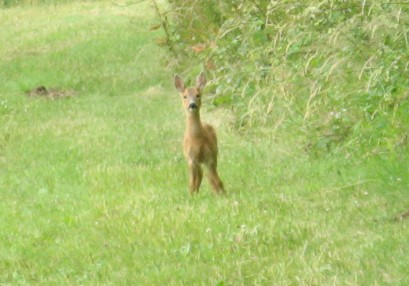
[1,1,409,285]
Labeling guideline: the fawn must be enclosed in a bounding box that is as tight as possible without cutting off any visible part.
[174,72,225,195]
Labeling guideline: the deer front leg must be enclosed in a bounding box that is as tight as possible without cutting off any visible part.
[188,161,203,194]
[207,162,225,194]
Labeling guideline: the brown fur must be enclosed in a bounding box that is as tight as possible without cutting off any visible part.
[174,73,225,194]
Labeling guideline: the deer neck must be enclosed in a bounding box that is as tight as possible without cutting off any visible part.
[186,111,203,138]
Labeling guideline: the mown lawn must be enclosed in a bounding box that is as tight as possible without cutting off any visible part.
[1,1,408,285]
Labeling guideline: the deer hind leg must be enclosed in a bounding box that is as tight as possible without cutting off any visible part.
[188,161,203,194]
[207,162,225,194]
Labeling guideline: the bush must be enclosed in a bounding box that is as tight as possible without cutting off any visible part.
[155,0,409,155]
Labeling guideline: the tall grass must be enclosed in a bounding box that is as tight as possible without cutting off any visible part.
[158,0,409,155]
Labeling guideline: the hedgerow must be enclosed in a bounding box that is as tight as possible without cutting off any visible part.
[154,0,409,155]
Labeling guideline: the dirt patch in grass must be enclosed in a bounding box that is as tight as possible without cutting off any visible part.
[395,209,409,222]
[26,86,77,99]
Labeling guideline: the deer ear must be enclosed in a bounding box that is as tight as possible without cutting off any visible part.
[174,75,185,93]
[196,72,207,92]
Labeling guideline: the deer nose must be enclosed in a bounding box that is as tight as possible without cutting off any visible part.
[189,102,198,109]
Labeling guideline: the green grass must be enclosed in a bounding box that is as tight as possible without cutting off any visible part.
[1,1,409,285]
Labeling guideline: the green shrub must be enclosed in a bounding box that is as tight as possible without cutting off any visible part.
[156,0,409,155]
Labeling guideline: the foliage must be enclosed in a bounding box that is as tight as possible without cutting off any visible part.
[158,0,409,155]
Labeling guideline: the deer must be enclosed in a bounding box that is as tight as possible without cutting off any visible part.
[174,72,225,195]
